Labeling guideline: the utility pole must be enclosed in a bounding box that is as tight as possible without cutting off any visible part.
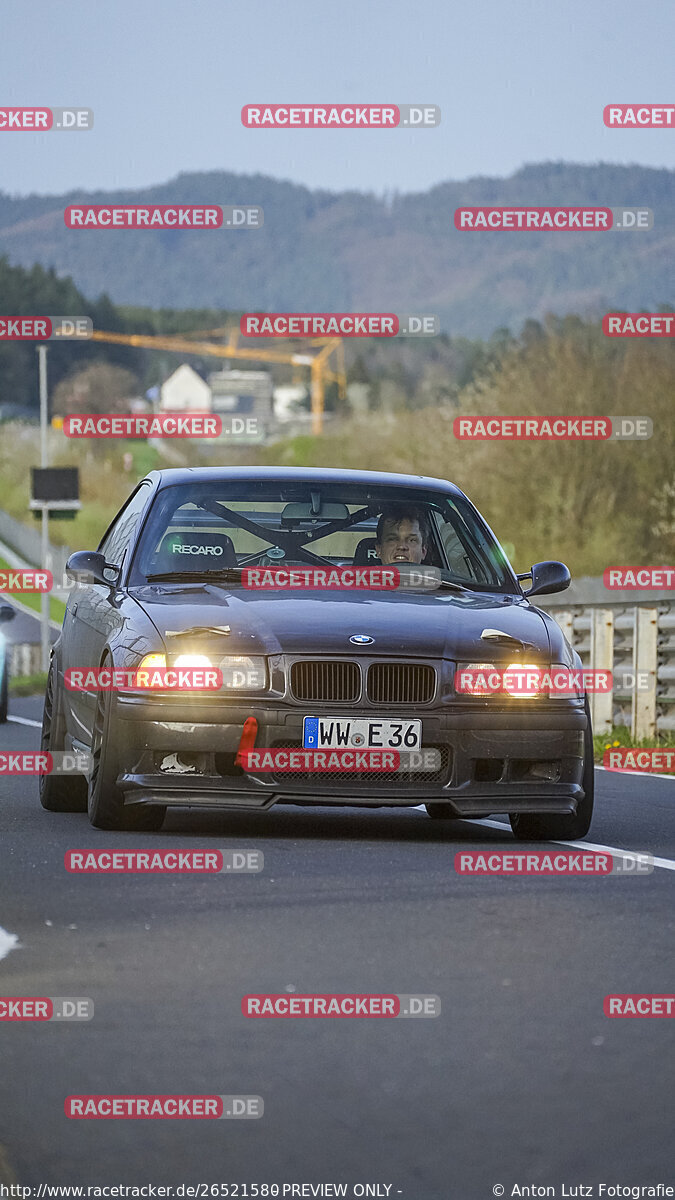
[37,345,50,672]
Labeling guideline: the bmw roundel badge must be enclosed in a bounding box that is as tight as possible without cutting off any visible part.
[349,634,374,645]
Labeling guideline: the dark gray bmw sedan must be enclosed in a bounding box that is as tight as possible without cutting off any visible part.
[39,467,593,839]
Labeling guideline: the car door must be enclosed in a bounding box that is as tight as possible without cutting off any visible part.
[66,482,154,741]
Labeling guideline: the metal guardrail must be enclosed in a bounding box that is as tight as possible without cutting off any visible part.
[537,587,675,738]
[8,643,44,678]
[0,508,72,582]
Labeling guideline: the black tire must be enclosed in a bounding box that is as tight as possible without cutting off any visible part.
[88,672,165,831]
[509,700,595,842]
[0,662,8,723]
[425,803,457,820]
[39,657,87,813]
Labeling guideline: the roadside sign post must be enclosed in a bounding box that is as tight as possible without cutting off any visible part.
[31,348,81,670]
[29,463,81,672]
[38,346,50,673]
[40,505,50,671]
[38,345,48,467]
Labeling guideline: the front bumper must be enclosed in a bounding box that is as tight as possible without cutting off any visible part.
[110,693,588,818]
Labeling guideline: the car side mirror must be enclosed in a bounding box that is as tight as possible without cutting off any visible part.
[65,550,120,589]
[518,560,571,598]
[0,603,15,623]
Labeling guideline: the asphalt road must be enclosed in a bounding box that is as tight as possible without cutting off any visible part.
[1,695,674,1196]
[0,594,58,645]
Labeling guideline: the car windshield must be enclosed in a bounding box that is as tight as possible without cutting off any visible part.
[127,480,516,592]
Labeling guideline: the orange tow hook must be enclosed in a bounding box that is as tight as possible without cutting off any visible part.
[235,717,259,768]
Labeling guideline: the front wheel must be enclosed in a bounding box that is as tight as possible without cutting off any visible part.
[88,674,165,831]
[39,656,87,813]
[509,701,594,842]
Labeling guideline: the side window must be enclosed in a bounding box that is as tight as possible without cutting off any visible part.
[434,508,496,585]
[439,521,476,578]
[99,484,152,570]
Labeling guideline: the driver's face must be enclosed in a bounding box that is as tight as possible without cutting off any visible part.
[376,518,426,565]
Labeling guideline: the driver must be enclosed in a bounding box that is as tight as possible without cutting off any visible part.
[374,506,430,565]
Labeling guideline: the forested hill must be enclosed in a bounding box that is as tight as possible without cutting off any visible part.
[0,162,672,337]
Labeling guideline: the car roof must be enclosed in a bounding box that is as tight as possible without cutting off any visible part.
[146,465,466,499]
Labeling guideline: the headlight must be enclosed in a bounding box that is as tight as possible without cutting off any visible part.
[502,662,544,699]
[455,662,499,696]
[218,655,267,691]
[137,652,167,671]
[137,652,266,691]
[549,663,585,700]
[174,653,213,669]
[456,661,550,699]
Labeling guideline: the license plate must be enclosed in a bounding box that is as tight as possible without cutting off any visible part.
[303,716,422,750]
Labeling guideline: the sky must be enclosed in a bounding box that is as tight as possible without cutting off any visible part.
[0,0,674,197]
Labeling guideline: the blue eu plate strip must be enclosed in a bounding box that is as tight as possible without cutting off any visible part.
[303,716,318,748]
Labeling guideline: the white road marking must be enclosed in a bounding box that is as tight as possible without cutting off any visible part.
[470,818,675,872]
[0,926,20,962]
[597,764,675,781]
[6,715,42,728]
[3,729,674,867]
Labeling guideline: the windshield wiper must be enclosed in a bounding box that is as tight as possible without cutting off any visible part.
[143,568,244,583]
[142,567,481,594]
[436,577,472,592]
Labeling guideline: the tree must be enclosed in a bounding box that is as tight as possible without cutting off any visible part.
[52,362,141,415]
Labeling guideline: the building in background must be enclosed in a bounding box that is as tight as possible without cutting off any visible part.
[160,364,211,413]
[156,364,282,444]
[208,368,272,443]
[273,384,310,424]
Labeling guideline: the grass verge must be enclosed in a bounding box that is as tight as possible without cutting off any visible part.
[0,556,66,624]
[9,671,48,697]
[593,726,675,763]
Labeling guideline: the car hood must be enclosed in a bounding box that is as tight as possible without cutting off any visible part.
[131,585,551,660]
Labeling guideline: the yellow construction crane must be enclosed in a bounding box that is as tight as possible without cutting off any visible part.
[89,327,346,436]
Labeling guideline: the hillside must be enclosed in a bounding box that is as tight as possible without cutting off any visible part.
[0,162,673,338]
